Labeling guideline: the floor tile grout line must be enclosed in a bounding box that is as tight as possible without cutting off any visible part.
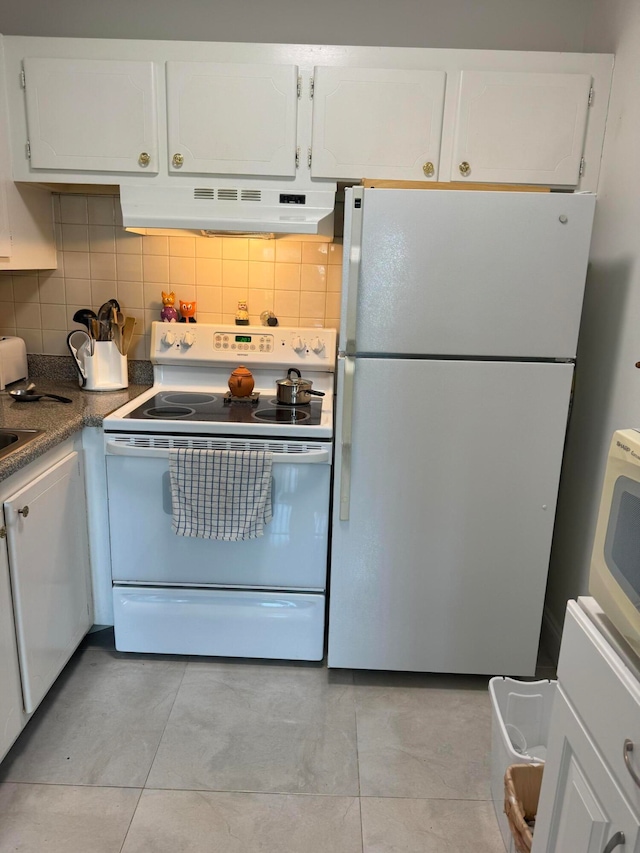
[116,658,190,853]
[352,681,365,853]
[116,787,144,853]
[139,659,189,790]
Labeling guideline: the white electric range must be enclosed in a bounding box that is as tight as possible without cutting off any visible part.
[103,322,337,660]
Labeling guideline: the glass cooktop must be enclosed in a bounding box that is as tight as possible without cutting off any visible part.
[124,391,323,426]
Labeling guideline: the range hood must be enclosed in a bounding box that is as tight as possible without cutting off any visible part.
[120,184,336,237]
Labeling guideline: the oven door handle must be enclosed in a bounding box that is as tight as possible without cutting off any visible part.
[105,441,331,464]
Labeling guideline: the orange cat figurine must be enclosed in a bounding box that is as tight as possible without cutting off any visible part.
[179,299,197,323]
[160,290,179,322]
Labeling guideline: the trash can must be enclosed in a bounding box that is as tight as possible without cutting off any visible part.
[504,763,544,853]
[489,676,557,852]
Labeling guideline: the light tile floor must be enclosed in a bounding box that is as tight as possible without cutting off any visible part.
[0,630,552,852]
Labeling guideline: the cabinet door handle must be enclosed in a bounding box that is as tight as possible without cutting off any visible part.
[623,739,640,787]
[603,831,625,853]
[17,506,29,518]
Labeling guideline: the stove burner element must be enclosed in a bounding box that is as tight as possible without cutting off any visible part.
[253,407,311,424]
[163,393,217,406]
[144,405,196,419]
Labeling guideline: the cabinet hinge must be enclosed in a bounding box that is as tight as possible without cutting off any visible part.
[307,148,312,169]
[579,157,585,177]
[20,68,26,89]
[0,526,6,539]
[295,147,300,168]
[297,75,302,99]
[588,86,594,106]
[309,77,314,99]
[25,140,31,160]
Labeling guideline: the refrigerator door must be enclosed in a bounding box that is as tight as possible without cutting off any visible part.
[341,188,595,359]
[328,355,574,674]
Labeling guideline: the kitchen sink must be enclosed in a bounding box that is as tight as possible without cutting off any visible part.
[0,428,42,460]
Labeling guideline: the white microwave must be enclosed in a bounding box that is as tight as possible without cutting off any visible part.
[589,429,640,656]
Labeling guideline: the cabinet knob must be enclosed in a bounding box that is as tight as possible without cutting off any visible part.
[422,161,435,177]
[623,739,640,787]
[458,161,471,176]
[17,506,29,518]
[172,153,184,168]
[602,831,625,853]
[138,152,151,167]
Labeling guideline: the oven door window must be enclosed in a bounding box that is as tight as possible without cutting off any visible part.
[604,475,640,609]
[106,452,330,590]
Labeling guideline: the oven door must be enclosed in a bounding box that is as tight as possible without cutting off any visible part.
[105,435,331,590]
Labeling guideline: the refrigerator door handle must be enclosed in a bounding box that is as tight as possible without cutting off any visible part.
[343,187,365,356]
[339,355,356,521]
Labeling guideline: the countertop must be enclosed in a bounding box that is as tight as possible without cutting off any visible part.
[0,378,150,482]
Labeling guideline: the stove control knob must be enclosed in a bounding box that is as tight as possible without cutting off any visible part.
[310,336,325,354]
[182,330,196,348]
[162,330,177,346]
[291,335,306,353]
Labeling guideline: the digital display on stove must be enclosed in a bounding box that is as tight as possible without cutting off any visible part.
[235,335,251,343]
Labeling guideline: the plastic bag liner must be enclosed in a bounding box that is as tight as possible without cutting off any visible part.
[504,763,544,853]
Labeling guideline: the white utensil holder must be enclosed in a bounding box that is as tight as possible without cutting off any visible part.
[83,341,128,391]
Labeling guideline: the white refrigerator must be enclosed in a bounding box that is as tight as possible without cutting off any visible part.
[327,187,596,675]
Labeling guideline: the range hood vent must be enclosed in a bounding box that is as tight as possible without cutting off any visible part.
[120,184,336,237]
[193,187,263,202]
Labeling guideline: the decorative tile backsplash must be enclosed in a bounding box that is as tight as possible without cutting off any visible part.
[0,194,343,360]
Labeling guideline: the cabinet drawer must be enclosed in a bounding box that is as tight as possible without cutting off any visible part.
[558,601,640,811]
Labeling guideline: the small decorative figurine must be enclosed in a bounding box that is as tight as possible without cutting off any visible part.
[179,299,197,323]
[161,291,179,322]
[235,301,250,326]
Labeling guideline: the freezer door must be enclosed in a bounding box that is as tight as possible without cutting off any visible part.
[343,188,595,358]
[328,356,574,675]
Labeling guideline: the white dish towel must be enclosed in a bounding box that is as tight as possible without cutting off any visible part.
[169,448,273,540]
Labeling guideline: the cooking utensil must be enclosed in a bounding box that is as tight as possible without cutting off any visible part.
[73,309,97,354]
[10,390,72,403]
[113,309,125,354]
[66,330,90,387]
[120,316,136,356]
[276,367,325,405]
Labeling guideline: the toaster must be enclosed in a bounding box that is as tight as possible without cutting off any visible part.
[0,336,28,390]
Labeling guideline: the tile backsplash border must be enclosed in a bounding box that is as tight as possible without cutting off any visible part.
[0,193,343,360]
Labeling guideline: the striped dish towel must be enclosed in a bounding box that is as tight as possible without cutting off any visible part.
[169,449,273,540]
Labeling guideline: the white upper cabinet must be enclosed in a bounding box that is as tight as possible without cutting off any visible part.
[310,67,445,181]
[451,70,592,186]
[23,57,159,173]
[166,61,299,177]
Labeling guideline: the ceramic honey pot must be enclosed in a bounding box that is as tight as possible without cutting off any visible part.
[228,365,255,398]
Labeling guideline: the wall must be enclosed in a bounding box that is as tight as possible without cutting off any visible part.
[0,0,589,52]
[0,194,342,360]
[544,0,640,647]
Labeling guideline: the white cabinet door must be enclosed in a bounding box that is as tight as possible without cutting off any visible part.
[23,58,158,173]
[5,452,91,714]
[451,70,591,186]
[311,66,445,180]
[0,537,23,762]
[533,690,639,853]
[167,61,298,177]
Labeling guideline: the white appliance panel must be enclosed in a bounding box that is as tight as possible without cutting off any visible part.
[113,586,325,659]
[345,188,594,358]
[328,356,574,674]
[107,453,330,589]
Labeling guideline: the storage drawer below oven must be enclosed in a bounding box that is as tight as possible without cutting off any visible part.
[112,586,325,660]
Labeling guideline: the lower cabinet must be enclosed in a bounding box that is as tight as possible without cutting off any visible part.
[0,442,91,763]
[0,541,23,761]
[532,600,640,853]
